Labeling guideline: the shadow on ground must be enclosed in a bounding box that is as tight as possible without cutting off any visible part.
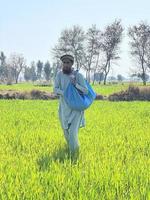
[37,145,79,171]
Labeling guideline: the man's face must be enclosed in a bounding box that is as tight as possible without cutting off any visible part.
[62,59,73,74]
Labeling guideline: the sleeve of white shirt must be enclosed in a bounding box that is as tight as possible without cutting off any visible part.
[53,72,63,96]
[75,73,88,94]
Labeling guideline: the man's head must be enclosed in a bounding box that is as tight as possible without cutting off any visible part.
[60,54,74,74]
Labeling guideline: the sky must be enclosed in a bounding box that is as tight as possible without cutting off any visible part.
[1,0,150,76]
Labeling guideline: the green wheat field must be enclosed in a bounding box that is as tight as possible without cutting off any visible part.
[0,84,150,199]
[1,82,149,95]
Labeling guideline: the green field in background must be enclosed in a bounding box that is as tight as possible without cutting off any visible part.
[0,82,149,95]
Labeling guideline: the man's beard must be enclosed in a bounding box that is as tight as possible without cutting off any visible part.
[62,67,72,75]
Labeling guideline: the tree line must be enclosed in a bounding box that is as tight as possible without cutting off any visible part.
[0,53,60,84]
[1,19,150,85]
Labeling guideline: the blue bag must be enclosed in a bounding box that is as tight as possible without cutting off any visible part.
[64,71,97,111]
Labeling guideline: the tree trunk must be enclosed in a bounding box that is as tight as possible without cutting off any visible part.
[86,70,88,80]
[141,58,146,86]
[103,74,107,85]
[15,78,18,84]
[142,75,146,85]
[98,74,101,84]
[103,60,111,85]
[88,70,90,83]
[92,70,96,85]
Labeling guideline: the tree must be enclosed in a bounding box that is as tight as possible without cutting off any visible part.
[108,76,116,82]
[24,67,31,81]
[0,51,6,66]
[93,72,104,84]
[83,25,102,82]
[52,25,104,82]
[130,72,149,82]
[128,22,150,85]
[117,74,124,82]
[52,61,61,80]
[101,19,123,85]
[52,22,123,84]
[24,62,37,82]
[8,53,26,84]
[36,60,43,81]
[30,61,37,82]
[0,51,7,83]
[44,61,52,81]
[52,25,85,70]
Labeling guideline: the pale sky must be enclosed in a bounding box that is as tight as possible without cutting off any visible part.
[1,0,150,76]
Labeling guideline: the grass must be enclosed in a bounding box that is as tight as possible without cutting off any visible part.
[0,82,149,96]
[92,83,128,95]
[0,82,53,93]
[0,100,150,199]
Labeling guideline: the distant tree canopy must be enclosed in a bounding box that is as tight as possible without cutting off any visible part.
[24,62,37,82]
[53,20,124,84]
[1,20,150,85]
[117,74,125,82]
[44,61,52,82]
[92,72,104,84]
[36,60,43,81]
[128,22,150,85]
[0,52,7,82]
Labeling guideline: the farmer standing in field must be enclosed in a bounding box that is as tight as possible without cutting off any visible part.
[53,54,88,157]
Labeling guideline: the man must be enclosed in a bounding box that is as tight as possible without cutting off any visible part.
[53,54,88,158]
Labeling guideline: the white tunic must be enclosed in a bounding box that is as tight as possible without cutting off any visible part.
[53,70,88,130]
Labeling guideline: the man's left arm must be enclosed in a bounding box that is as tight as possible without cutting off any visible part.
[75,73,88,94]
